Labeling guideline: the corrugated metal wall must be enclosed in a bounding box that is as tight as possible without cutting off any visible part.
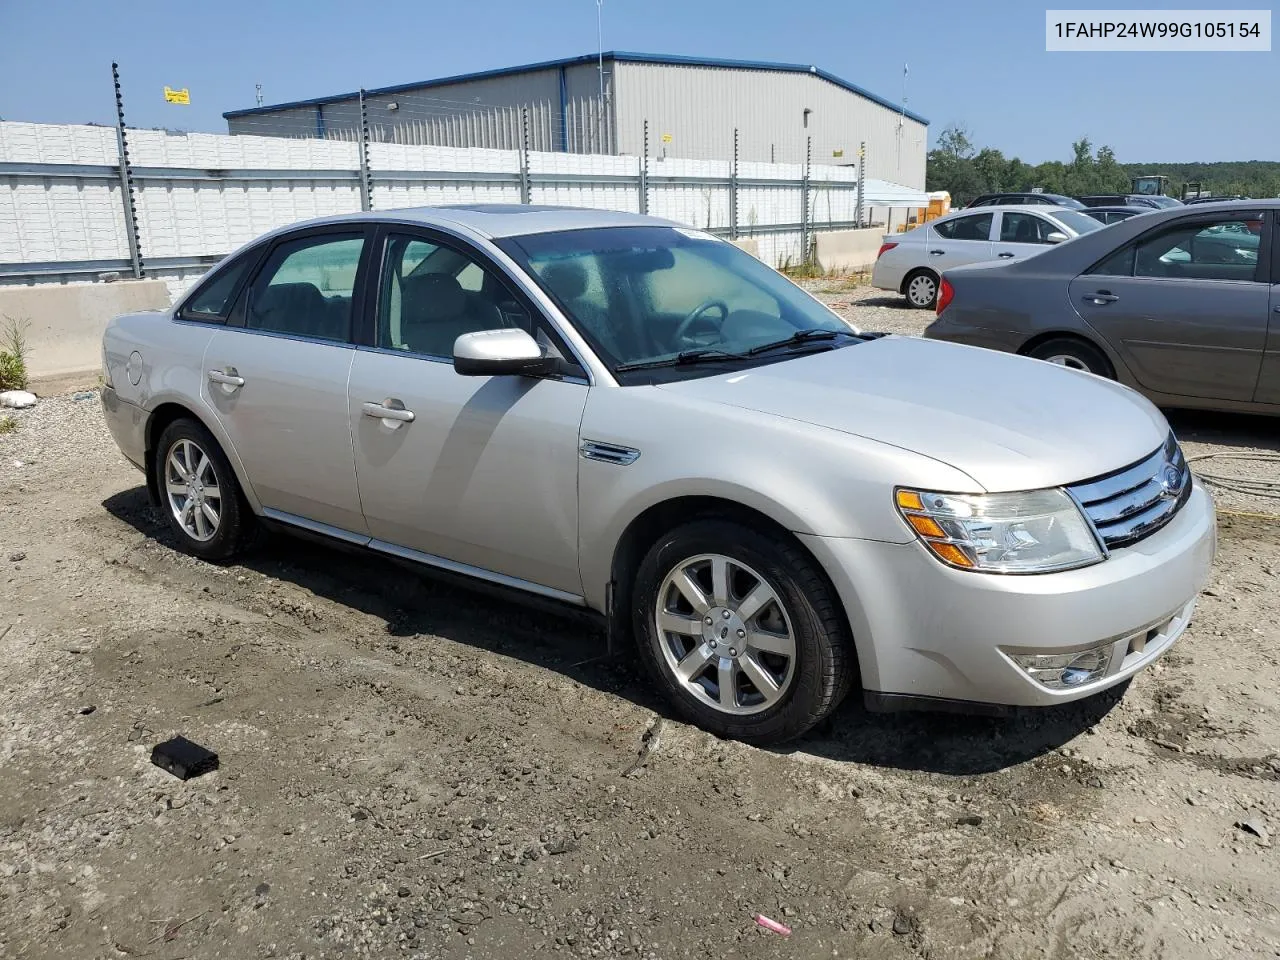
[227,64,617,154]
[614,62,925,188]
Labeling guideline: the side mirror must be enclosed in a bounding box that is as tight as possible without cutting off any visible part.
[453,328,558,377]
[1045,231,1070,244]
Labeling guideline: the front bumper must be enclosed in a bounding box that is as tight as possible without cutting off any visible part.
[801,480,1217,708]
[101,386,147,471]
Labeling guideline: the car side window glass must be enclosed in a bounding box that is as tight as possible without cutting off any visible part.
[182,258,252,321]
[1134,217,1263,282]
[379,235,530,358]
[246,234,364,341]
[934,213,992,242]
[1088,245,1136,277]
[1000,212,1055,245]
[379,234,584,379]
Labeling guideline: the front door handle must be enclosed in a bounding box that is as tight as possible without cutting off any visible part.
[207,368,245,387]
[929,249,946,256]
[362,400,416,423]
[997,252,1016,258]
[1085,292,1120,305]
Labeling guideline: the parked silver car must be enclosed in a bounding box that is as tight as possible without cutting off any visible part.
[872,205,1103,308]
[101,206,1215,744]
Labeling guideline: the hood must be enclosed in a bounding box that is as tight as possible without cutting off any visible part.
[656,337,1168,492]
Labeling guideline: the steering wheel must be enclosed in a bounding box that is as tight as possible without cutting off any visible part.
[672,299,730,343]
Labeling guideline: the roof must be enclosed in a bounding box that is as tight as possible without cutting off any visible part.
[258,205,676,240]
[223,51,929,126]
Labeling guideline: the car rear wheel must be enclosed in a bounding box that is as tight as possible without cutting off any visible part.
[1026,338,1114,378]
[155,418,251,562]
[632,519,854,745]
[903,270,939,309]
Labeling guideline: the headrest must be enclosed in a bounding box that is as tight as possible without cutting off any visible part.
[540,260,588,300]
[401,273,466,323]
[256,282,326,314]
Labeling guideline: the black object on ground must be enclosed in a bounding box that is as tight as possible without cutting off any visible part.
[150,736,219,780]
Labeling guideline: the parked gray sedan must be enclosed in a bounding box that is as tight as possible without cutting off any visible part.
[102,206,1215,744]
[927,201,1276,414]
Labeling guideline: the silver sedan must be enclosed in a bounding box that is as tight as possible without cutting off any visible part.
[872,204,1103,309]
[101,206,1214,744]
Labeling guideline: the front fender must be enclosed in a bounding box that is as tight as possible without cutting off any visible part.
[576,386,976,611]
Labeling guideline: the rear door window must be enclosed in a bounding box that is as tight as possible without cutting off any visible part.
[933,213,993,241]
[246,234,366,341]
[1000,212,1057,244]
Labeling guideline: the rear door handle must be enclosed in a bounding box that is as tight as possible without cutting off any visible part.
[207,368,244,387]
[362,400,416,423]
[997,252,1016,258]
[929,249,946,256]
[1085,292,1120,305]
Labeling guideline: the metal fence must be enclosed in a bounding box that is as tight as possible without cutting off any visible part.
[0,71,927,300]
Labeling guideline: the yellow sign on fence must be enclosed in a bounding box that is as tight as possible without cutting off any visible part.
[163,86,191,105]
[661,133,673,144]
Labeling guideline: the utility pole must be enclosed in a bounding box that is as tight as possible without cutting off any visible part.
[897,63,908,170]
[596,0,605,152]
[255,83,263,107]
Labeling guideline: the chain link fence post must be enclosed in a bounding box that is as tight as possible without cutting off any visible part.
[358,89,373,211]
[856,141,866,227]
[111,62,143,279]
[519,108,531,204]
[730,128,739,240]
[639,120,649,215]
[801,135,812,267]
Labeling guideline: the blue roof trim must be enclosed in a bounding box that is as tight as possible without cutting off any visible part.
[223,52,929,126]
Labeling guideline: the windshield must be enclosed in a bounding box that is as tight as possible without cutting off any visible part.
[498,226,859,381]
[1051,210,1105,235]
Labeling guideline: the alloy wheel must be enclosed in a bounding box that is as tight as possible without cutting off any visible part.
[1044,354,1090,371]
[654,554,796,715]
[164,438,222,542]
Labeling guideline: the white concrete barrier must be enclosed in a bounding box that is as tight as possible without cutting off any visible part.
[814,228,885,275]
[0,280,171,378]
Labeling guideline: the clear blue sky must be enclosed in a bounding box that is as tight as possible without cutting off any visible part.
[1,0,1275,164]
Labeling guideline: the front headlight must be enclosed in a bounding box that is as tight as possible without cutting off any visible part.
[895,487,1103,573]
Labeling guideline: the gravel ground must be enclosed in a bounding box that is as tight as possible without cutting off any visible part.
[1,361,1279,959]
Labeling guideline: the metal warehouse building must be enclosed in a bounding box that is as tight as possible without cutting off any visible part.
[224,52,928,189]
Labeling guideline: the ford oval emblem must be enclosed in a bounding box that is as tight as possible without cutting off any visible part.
[1160,464,1182,498]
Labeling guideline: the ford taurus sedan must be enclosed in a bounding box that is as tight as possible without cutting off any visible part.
[926,201,1276,415]
[102,206,1216,744]
[872,205,1102,309]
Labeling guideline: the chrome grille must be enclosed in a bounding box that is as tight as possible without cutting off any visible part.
[1068,434,1191,549]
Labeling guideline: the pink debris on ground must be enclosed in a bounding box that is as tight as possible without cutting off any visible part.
[754,913,792,936]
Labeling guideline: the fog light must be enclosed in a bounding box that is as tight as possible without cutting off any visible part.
[1008,646,1112,689]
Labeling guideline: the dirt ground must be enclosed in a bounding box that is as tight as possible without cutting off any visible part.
[2,288,1279,960]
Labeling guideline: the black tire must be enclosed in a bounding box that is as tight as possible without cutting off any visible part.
[632,518,855,745]
[1026,337,1115,378]
[902,269,939,309]
[153,417,252,562]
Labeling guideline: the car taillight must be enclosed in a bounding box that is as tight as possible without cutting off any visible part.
[876,242,898,259]
[936,277,955,316]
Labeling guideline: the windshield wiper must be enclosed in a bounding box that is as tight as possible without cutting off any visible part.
[746,328,860,356]
[614,349,746,372]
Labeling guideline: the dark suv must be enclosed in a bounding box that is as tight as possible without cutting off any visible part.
[967,192,1085,210]
[1078,194,1182,210]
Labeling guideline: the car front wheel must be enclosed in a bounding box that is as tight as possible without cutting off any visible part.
[632,519,854,745]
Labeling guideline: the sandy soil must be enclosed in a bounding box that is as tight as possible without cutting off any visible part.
[1,313,1278,959]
